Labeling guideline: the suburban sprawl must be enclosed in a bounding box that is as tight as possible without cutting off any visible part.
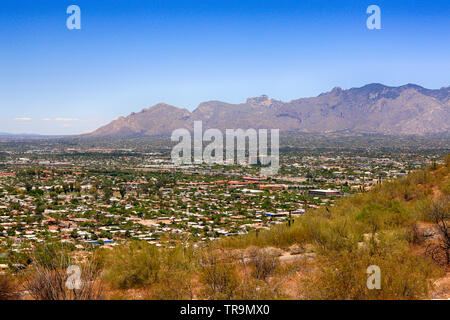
[0,135,447,261]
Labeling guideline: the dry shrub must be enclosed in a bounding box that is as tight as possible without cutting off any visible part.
[198,249,240,299]
[23,243,103,300]
[233,278,278,299]
[25,262,103,300]
[198,248,281,300]
[407,222,425,245]
[247,247,280,281]
[439,178,450,196]
[424,196,450,266]
[0,273,20,300]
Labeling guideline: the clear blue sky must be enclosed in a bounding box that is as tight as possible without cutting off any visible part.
[0,0,449,134]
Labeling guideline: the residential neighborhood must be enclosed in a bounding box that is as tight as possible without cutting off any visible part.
[0,137,444,260]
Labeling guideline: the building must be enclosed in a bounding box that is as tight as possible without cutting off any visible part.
[259,184,287,191]
[308,189,341,197]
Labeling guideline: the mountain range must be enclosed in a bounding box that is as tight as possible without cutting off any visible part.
[86,83,450,137]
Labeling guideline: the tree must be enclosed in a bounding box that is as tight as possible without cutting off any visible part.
[90,186,99,200]
[119,186,127,199]
[24,181,33,192]
[35,204,45,216]
[261,198,273,211]
[9,201,21,211]
[103,185,113,202]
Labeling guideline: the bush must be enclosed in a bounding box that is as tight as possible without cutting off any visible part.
[102,241,161,289]
[23,243,103,300]
[150,271,195,300]
[0,273,19,300]
[247,247,279,280]
[102,241,197,290]
[25,262,103,300]
[233,278,278,299]
[424,196,450,266]
[440,178,450,196]
[30,242,73,270]
[406,222,425,245]
[302,238,441,299]
[199,250,240,299]
[355,200,411,231]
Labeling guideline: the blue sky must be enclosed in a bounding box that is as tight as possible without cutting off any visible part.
[0,0,449,134]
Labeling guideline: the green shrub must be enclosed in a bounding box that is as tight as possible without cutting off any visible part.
[355,200,411,231]
[150,271,195,300]
[302,238,441,300]
[29,242,73,270]
[439,178,450,196]
[103,241,198,290]
[103,241,161,289]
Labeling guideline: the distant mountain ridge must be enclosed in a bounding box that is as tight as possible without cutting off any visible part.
[0,133,43,137]
[87,83,450,137]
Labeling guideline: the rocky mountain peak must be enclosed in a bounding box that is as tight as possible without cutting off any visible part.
[246,95,273,106]
[85,83,450,137]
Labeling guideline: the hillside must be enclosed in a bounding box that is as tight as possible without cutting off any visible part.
[100,155,450,299]
[87,84,450,137]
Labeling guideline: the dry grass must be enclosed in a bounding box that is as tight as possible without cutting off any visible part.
[0,273,20,300]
